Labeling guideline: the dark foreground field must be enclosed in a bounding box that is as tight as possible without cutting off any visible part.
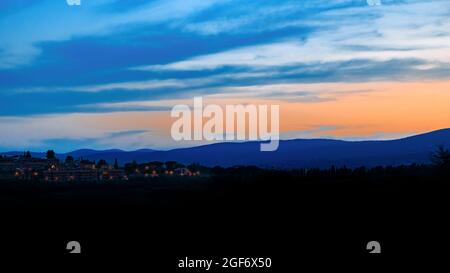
[0,167,449,269]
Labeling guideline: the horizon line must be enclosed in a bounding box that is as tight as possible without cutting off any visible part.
[1,127,449,154]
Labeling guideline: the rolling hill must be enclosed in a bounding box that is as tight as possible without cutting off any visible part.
[2,129,450,168]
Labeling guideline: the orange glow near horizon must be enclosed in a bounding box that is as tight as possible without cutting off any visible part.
[68,80,450,139]
[276,80,450,137]
[2,80,449,151]
[185,80,450,138]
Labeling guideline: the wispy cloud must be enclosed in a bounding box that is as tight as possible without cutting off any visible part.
[1,0,450,150]
[0,0,225,68]
[136,1,450,72]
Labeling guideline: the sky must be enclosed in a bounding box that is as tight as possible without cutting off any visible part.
[1,0,450,152]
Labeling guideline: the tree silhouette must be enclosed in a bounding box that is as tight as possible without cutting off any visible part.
[96,159,108,168]
[165,161,177,171]
[46,150,56,160]
[65,155,74,164]
[188,163,201,173]
[431,146,450,169]
[124,160,139,173]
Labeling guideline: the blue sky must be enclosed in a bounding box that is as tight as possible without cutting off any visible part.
[1,0,450,152]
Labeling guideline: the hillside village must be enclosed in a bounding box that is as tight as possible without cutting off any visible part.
[0,150,201,182]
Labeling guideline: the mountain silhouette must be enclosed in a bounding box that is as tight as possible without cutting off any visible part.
[2,129,450,168]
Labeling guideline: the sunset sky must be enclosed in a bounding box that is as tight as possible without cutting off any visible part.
[1,0,450,152]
